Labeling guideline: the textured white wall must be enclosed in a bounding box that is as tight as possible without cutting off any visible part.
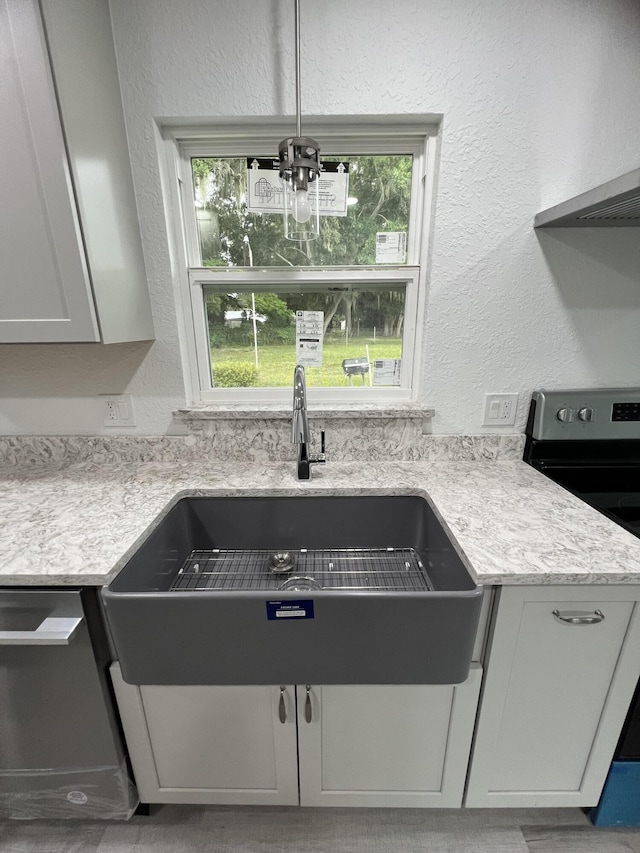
[1,0,640,435]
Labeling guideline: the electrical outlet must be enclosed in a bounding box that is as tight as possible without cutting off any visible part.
[483,393,518,426]
[102,394,136,428]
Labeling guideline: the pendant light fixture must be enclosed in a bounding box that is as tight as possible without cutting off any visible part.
[278,0,320,241]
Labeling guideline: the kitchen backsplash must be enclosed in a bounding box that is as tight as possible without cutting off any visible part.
[0,420,525,467]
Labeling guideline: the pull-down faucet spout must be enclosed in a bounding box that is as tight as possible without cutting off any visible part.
[292,365,309,444]
[292,365,325,480]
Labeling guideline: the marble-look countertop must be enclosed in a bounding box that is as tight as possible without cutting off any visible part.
[175,404,434,420]
[2,459,640,588]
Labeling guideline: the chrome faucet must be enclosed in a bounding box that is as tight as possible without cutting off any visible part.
[292,365,325,480]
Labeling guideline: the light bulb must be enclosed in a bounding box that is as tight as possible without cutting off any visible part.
[291,188,312,223]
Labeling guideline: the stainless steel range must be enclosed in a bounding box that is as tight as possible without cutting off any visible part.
[524,388,640,538]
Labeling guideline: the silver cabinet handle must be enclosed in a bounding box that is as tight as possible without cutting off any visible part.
[552,609,605,625]
[305,685,313,723]
[278,686,287,723]
[0,616,83,645]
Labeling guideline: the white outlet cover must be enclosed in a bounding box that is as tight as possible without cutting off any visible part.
[483,393,518,426]
[102,394,136,428]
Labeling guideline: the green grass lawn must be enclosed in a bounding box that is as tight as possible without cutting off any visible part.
[212,336,402,387]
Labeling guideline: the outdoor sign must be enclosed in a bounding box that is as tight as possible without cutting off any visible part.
[246,159,349,216]
[295,310,324,368]
[375,232,407,264]
[373,358,402,386]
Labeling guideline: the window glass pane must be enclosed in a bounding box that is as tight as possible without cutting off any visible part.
[204,285,405,388]
[192,155,412,268]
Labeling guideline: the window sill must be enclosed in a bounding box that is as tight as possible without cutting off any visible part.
[174,404,435,422]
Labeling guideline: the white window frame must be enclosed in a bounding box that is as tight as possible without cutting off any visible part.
[162,117,439,407]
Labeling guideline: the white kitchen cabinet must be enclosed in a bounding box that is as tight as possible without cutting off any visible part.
[298,670,482,807]
[465,585,640,808]
[110,664,482,808]
[0,0,154,344]
[110,668,299,805]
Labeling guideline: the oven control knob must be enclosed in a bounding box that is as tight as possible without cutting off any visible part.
[578,407,595,423]
[556,407,575,423]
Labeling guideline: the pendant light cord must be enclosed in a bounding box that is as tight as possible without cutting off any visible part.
[294,0,301,137]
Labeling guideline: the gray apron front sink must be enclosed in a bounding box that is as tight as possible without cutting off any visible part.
[102,495,482,686]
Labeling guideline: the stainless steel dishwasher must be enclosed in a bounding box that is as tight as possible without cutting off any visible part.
[0,588,136,819]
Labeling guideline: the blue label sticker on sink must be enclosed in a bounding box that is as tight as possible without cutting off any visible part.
[266,600,314,621]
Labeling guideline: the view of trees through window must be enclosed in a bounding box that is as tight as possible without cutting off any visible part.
[191,155,412,388]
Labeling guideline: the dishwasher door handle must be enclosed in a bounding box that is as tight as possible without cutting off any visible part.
[0,616,83,645]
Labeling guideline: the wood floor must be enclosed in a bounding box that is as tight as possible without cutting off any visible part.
[1,805,640,852]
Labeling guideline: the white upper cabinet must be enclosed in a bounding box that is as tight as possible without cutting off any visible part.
[0,0,154,344]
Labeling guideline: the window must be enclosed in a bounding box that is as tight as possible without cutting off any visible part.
[168,119,438,405]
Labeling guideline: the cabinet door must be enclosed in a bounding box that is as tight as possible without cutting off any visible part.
[0,0,99,342]
[465,586,640,807]
[297,666,482,808]
[110,665,298,805]
[40,0,155,344]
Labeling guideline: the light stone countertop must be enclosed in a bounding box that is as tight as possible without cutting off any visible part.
[1,459,640,587]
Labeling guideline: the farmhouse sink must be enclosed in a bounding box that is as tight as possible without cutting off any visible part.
[102,495,482,686]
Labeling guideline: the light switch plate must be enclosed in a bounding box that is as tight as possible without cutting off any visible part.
[483,393,518,426]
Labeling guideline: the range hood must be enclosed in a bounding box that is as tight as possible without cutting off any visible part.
[535,168,640,227]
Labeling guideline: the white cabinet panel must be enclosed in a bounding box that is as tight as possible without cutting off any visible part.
[298,668,482,808]
[40,0,154,344]
[110,666,298,805]
[0,0,98,342]
[0,0,154,344]
[111,665,482,809]
[465,586,640,807]
[142,685,286,792]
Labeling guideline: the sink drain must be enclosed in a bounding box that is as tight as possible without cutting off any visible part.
[278,575,321,591]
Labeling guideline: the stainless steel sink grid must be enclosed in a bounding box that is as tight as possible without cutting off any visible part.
[170,547,435,592]
[102,495,483,686]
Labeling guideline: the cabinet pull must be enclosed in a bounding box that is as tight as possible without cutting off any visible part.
[552,609,605,625]
[278,686,287,723]
[305,685,312,723]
